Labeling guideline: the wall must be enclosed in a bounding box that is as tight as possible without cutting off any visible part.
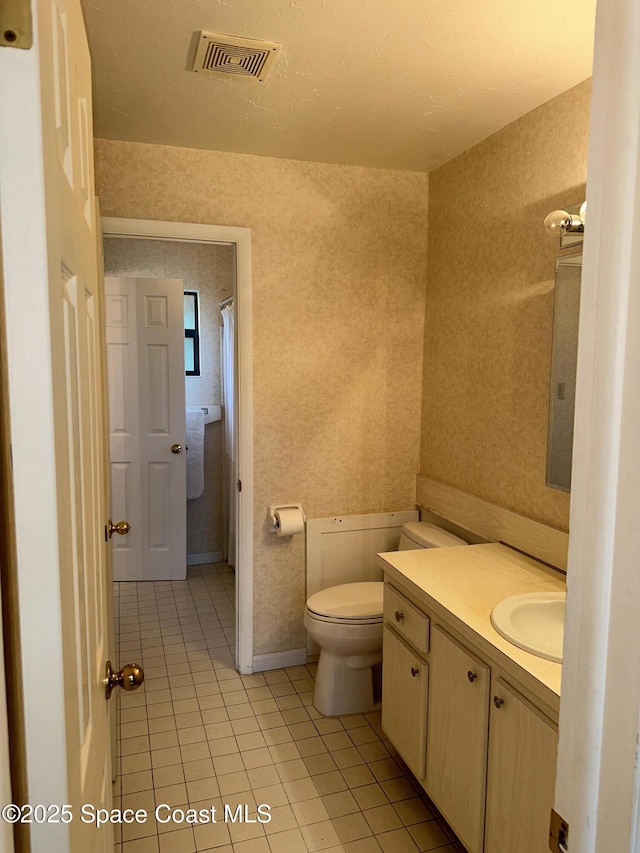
[95,141,429,655]
[103,237,235,559]
[421,79,591,531]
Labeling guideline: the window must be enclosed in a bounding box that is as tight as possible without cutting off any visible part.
[184,291,200,376]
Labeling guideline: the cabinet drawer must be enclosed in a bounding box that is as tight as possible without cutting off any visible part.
[384,584,430,654]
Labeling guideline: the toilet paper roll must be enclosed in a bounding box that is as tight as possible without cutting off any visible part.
[274,507,305,537]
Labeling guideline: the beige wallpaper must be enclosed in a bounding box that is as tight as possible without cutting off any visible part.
[103,238,234,558]
[95,141,429,655]
[421,79,591,531]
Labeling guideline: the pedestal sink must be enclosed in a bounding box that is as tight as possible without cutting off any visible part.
[490,592,566,663]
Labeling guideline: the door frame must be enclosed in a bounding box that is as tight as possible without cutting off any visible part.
[0,586,14,853]
[0,211,15,852]
[101,218,254,673]
[554,0,640,848]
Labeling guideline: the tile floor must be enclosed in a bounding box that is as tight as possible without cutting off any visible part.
[113,564,466,853]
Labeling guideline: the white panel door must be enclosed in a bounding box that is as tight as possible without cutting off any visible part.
[105,277,187,580]
[0,0,114,849]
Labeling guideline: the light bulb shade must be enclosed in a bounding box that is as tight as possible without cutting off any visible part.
[544,210,572,235]
[579,200,587,223]
[544,209,585,237]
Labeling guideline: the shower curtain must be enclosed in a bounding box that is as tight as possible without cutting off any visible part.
[221,303,236,567]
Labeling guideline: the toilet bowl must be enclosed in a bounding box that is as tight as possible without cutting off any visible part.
[305,582,384,717]
[305,521,467,716]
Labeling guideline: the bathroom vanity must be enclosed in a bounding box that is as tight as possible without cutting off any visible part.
[378,542,565,853]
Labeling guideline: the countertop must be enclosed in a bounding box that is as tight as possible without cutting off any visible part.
[378,542,565,710]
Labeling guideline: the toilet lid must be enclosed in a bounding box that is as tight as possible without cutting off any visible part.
[306,582,383,620]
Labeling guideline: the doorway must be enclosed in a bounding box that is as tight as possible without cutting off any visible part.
[101,218,254,674]
[103,240,232,578]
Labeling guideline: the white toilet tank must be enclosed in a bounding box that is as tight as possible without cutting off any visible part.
[398,521,467,550]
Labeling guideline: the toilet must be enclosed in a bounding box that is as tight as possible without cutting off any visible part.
[304,521,467,716]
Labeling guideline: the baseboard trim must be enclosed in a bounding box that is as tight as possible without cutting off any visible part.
[252,648,308,673]
[187,551,223,566]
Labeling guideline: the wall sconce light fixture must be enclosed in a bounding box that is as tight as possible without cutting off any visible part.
[544,201,587,237]
[544,201,587,249]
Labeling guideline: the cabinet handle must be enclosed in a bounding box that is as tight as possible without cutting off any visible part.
[493,696,504,709]
[467,671,477,682]
[411,667,419,677]
[395,610,404,622]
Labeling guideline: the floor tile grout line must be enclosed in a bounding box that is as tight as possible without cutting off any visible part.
[114,564,462,853]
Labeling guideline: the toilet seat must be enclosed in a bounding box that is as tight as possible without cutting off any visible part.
[306,582,383,624]
[305,610,382,626]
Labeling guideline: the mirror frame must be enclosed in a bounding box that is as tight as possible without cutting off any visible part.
[546,248,582,492]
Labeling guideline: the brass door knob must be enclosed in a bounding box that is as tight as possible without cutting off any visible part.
[105,661,144,700]
[107,519,131,538]
[171,444,183,454]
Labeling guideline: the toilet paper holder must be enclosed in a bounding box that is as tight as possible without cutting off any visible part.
[268,504,306,533]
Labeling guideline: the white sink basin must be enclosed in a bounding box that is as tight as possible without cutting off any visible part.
[490,592,566,663]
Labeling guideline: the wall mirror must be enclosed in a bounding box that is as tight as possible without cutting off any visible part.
[546,250,582,491]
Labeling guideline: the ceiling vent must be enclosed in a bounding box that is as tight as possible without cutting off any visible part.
[191,32,280,82]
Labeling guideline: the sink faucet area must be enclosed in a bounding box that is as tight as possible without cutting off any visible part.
[490,591,566,663]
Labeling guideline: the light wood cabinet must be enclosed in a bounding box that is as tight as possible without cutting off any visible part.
[427,627,490,853]
[382,581,558,853]
[485,678,558,853]
[381,625,428,779]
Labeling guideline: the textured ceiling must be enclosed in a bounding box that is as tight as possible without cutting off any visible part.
[81,0,595,173]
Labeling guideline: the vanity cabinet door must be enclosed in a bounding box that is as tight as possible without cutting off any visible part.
[484,678,558,853]
[381,625,428,779]
[426,626,490,853]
